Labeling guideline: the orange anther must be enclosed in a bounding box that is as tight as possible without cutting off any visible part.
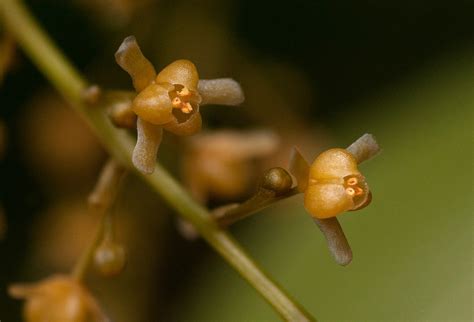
[172,97,182,107]
[177,87,190,97]
[346,187,356,196]
[346,177,358,186]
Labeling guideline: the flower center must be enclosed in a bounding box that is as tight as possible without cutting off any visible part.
[171,86,194,114]
[343,175,364,197]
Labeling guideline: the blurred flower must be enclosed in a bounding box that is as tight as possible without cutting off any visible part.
[31,200,97,270]
[20,92,104,192]
[75,0,152,28]
[94,239,126,277]
[9,275,108,322]
[115,36,245,174]
[30,199,133,271]
[182,130,279,203]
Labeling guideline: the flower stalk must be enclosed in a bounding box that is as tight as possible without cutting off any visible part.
[213,167,297,227]
[72,159,126,281]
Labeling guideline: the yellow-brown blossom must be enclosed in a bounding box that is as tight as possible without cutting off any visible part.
[9,275,108,322]
[115,36,244,174]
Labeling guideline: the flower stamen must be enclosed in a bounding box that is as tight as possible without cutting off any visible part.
[177,86,191,97]
[172,87,194,113]
[347,177,358,186]
[346,187,356,196]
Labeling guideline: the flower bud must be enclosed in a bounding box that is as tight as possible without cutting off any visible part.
[94,240,126,277]
[260,167,293,195]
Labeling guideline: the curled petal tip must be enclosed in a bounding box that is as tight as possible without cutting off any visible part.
[114,35,137,61]
[132,154,155,174]
[115,36,156,92]
[314,217,353,266]
[198,78,245,106]
[133,118,162,174]
[346,133,381,164]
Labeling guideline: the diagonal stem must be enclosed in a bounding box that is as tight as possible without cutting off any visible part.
[0,1,316,321]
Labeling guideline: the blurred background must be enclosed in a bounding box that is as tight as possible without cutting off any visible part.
[0,0,472,321]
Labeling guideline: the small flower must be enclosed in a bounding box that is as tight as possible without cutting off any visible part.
[291,147,371,219]
[182,130,278,202]
[289,134,379,265]
[9,275,108,322]
[304,148,371,219]
[115,36,245,174]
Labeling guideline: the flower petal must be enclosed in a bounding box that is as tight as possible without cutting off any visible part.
[162,110,202,136]
[346,133,380,164]
[304,183,354,219]
[115,36,156,92]
[313,217,352,266]
[309,148,359,181]
[132,83,174,125]
[133,118,163,174]
[198,78,245,106]
[351,190,372,211]
[155,59,199,90]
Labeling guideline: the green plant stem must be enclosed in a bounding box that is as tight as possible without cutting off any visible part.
[0,1,316,320]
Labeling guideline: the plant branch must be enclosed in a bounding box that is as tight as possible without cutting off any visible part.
[0,1,316,320]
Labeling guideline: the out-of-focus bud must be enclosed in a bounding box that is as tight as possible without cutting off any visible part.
[81,85,102,105]
[32,200,97,270]
[94,240,126,277]
[260,167,293,195]
[75,0,152,28]
[182,130,279,202]
[108,99,137,129]
[9,275,108,322]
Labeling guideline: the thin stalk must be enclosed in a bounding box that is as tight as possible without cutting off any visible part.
[72,159,127,281]
[71,211,108,281]
[0,1,316,320]
[214,188,299,227]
